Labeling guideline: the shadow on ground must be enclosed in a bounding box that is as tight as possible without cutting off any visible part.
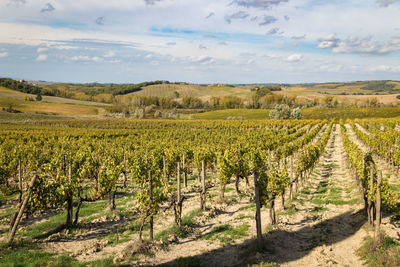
[156,209,367,267]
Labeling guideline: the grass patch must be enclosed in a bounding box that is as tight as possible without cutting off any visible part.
[226,195,238,205]
[300,188,311,195]
[389,184,400,193]
[0,193,18,206]
[0,244,116,267]
[155,224,188,242]
[201,222,249,245]
[224,187,235,193]
[357,233,400,266]
[101,229,131,245]
[77,200,109,220]
[236,213,254,220]
[155,209,203,243]
[278,203,298,216]
[316,181,329,194]
[20,211,66,239]
[311,198,360,205]
[239,203,255,211]
[328,187,342,198]
[182,208,203,226]
[0,207,16,221]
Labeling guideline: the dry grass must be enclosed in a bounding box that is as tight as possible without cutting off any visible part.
[357,233,400,267]
[0,87,110,107]
[0,87,102,116]
[129,84,252,101]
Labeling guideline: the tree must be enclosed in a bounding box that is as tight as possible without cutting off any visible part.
[290,107,302,119]
[323,95,334,108]
[36,93,42,101]
[269,104,291,119]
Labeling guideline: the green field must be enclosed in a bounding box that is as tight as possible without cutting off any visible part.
[192,109,270,119]
[191,107,400,120]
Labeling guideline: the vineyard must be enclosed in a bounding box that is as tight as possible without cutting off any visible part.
[0,119,399,267]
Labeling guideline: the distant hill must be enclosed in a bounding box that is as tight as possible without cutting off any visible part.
[1,78,400,117]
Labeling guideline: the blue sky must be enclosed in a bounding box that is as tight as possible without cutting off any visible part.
[0,0,400,83]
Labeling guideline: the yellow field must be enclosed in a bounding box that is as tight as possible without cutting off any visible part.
[0,87,104,116]
[129,84,252,101]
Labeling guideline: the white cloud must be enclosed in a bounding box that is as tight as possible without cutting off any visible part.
[291,35,306,40]
[150,60,160,65]
[286,53,303,62]
[36,54,48,61]
[37,47,48,53]
[191,55,215,65]
[333,36,400,54]
[231,0,289,9]
[7,0,25,7]
[263,53,277,59]
[52,45,79,50]
[103,51,116,58]
[0,51,8,58]
[317,34,339,49]
[70,55,102,62]
[92,56,102,62]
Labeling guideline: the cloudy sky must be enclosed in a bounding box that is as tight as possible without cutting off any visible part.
[0,0,400,83]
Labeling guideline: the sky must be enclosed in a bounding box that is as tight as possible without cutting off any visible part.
[0,0,400,84]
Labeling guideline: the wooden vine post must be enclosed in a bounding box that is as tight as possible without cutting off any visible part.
[200,160,206,210]
[123,152,127,188]
[163,154,167,179]
[176,162,182,226]
[8,173,38,245]
[148,169,153,241]
[182,153,187,188]
[368,164,375,226]
[66,163,73,229]
[253,169,262,244]
[289,156,293,201]
[375,171,382,237]
[234,154,240,194]
[18,159,22,203]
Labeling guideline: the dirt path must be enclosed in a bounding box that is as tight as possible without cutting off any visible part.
[275,124,366,267]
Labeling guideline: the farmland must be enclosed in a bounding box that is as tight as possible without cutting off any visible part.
[0,86,108,116]
[0,118,399,267]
